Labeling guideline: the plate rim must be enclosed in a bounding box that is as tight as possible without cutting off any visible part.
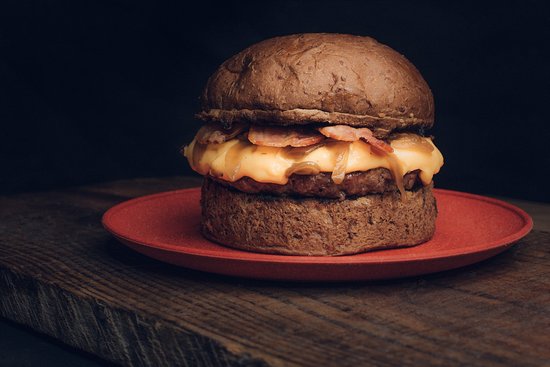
[102,187,533,265]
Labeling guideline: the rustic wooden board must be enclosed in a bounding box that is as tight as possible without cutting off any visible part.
[1,177,549,367]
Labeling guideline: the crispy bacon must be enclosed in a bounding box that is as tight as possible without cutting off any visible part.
[363,134,394,154]
[196,122,248,144]
[318,125,393,153]
[248,125,324,147]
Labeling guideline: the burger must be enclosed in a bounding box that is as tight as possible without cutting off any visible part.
[184,33,444,256]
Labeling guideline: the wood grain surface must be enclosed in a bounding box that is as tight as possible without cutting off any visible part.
[0,177,549,367]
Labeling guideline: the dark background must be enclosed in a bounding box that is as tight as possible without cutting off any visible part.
[1,0,549,201]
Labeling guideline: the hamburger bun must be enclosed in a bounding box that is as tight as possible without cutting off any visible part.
[198,33,434,134]
[201,178,436,256]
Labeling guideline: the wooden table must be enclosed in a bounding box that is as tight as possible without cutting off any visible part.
[1,177,549,367]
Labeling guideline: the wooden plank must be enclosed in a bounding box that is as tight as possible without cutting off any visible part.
[0,177,549,366]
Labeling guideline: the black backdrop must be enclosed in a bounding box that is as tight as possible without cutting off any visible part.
[2,1,549,201]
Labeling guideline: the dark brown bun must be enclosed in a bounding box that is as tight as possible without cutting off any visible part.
[201,178,437,256]
[198,33,434,132]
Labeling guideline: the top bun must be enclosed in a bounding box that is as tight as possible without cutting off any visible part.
[198,33,434,132]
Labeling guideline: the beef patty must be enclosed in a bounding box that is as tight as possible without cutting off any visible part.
[211,168,421,199]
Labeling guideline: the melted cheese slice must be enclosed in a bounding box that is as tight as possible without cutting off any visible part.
[184,136,444,185]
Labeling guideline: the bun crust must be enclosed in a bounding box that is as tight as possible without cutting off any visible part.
[198,33,434,131]
[201,178,437,256]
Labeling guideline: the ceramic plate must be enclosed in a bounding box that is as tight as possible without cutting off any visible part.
[102,188,532,281]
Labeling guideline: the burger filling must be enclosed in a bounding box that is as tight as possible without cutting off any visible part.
[212,169,421,199]
[184,123,444,198]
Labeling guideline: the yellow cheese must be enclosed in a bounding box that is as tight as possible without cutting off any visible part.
[184,136,444,185]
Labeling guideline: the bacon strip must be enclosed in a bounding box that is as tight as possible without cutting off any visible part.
[248,125,324,147]
[196,122,248,144]
[318,125,393,153]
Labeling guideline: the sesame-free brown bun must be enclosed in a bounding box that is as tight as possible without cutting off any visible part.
[198,33,434,132]
[201,178,437,256]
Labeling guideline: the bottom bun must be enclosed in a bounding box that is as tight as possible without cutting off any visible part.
[201,178,437,256]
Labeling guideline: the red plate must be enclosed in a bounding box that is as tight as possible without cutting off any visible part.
[102,188,532,281]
